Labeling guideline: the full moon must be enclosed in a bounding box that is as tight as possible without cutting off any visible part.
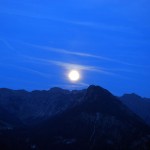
[68,70,80,81]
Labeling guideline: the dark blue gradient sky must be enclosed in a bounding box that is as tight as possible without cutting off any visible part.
[0,0,150,97]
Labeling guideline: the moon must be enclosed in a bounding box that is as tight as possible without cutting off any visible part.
[68,70,80,81]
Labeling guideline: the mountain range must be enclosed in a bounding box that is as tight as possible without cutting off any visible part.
[120,93,150,125]
[0,85,150,150]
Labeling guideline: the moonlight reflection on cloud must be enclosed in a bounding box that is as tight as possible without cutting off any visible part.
[68,70,80,82]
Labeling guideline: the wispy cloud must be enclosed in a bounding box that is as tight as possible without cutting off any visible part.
[51,82,89,89]
[50,60,114,75]
[0,62,51,79]
[0,39,18,53]
[0,6,133,33]
[15,66,51,79]
[0,75,87,90]
[22,55,118,76]
[20,42,144,67]
[2,39,144,68]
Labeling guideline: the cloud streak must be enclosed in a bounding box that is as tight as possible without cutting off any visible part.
[0,6,134,33]
[53,82,90,89]
[0,62,51,79]
[22,55,136,81]
[2,39,144,68]
[21,42,144,67]
[22,55,118,77]
[0,39,17,53]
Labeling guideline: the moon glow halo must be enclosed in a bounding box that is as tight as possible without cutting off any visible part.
[68,70,80,82]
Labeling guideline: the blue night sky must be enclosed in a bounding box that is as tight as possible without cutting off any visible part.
[0,0,150,97]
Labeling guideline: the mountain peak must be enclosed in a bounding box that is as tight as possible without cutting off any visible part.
[121,93,142,101]
[49,87,70,94]
[82,85,144,124]
[87,85,105,90]
[87,85,111,94]
[85,85,112,102]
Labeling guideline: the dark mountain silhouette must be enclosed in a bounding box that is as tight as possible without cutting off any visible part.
[0,85,150,150]
[0,88,85,126]
[30,85,150,150]
[120,93,150,125]
[0,105,22,129]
